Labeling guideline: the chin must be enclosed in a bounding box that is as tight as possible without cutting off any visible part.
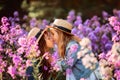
[48,45,54,48]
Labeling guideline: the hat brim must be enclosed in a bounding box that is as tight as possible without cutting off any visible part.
[28,27,49,43]
[36,28,48,43]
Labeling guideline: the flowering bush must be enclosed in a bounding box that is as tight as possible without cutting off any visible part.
[0,15,42,79]
[98,15,120,80]
[0,9,120,80]
[66,9,120,80]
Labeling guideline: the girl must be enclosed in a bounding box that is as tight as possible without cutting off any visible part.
[48,19,99,80]
[26,27,54,80]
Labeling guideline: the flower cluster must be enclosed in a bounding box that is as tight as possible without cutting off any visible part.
[77,38,98,70]
[67,9,120,80]
[67,10,114,54]
[98,12,120,79]
[99,42,120,80]
[0,16,41,79]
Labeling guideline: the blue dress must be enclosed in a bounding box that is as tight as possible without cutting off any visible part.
[57,40,98,80]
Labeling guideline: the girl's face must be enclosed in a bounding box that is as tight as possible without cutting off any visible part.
[44,31,54,48]
[49,28,59,44]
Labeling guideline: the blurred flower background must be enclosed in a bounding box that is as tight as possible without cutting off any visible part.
[0,0,120,20]
[0,0,120,80]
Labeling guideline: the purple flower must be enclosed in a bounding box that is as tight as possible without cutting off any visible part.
[71,28,78,34]
[92,43,99,52]
[83,19,90,26]
[104,24,113,33]
[74,16,82,26]
[91,21,100,28]
[23,15,28,20]
[30,18,37,28]
[94,26,101,34]
[67,10,75,22]
[13,11,19,17]
[88,32,98,43]
[105,42,112,51]
[12,55,22,66]
[44,66,48,70]
[101,34,109,44]
[78,24,84,31]
[102,11,109,20]
[85,27,92,35]
[66,68,72,75]
[39,19,49,29]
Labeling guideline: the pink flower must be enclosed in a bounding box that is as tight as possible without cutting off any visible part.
[0,45,3,52]
[53,64,60,71]
[7,65,17,79]
[17,47,24,54]
[80,78,86,80]
[43,52,49,59]
[28,37,36,46]
[26,60,32,67]
[114,61,120,68]
[108,16,118,26]
[114,26,120,31]
[18,65,26,77]
[12,55,22,66]
[99,52,106,59]
[114,70,120,79]
[1,16,8,24]
[18,37,27,47]
[66,58,74,67]
[69,43,78,53]
[1,26,9,33]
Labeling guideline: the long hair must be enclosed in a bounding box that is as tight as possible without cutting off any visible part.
[54,28,81,58]
[38,35,51,80]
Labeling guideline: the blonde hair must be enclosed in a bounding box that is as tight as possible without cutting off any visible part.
[54,28,81,58]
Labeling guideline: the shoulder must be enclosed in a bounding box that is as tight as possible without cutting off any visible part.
[66,40,81,52]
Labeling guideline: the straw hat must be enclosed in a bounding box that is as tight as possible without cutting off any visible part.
[28,27,47,43]
[51,19,73,35]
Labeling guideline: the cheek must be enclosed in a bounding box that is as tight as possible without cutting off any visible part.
[46,39,54,48]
